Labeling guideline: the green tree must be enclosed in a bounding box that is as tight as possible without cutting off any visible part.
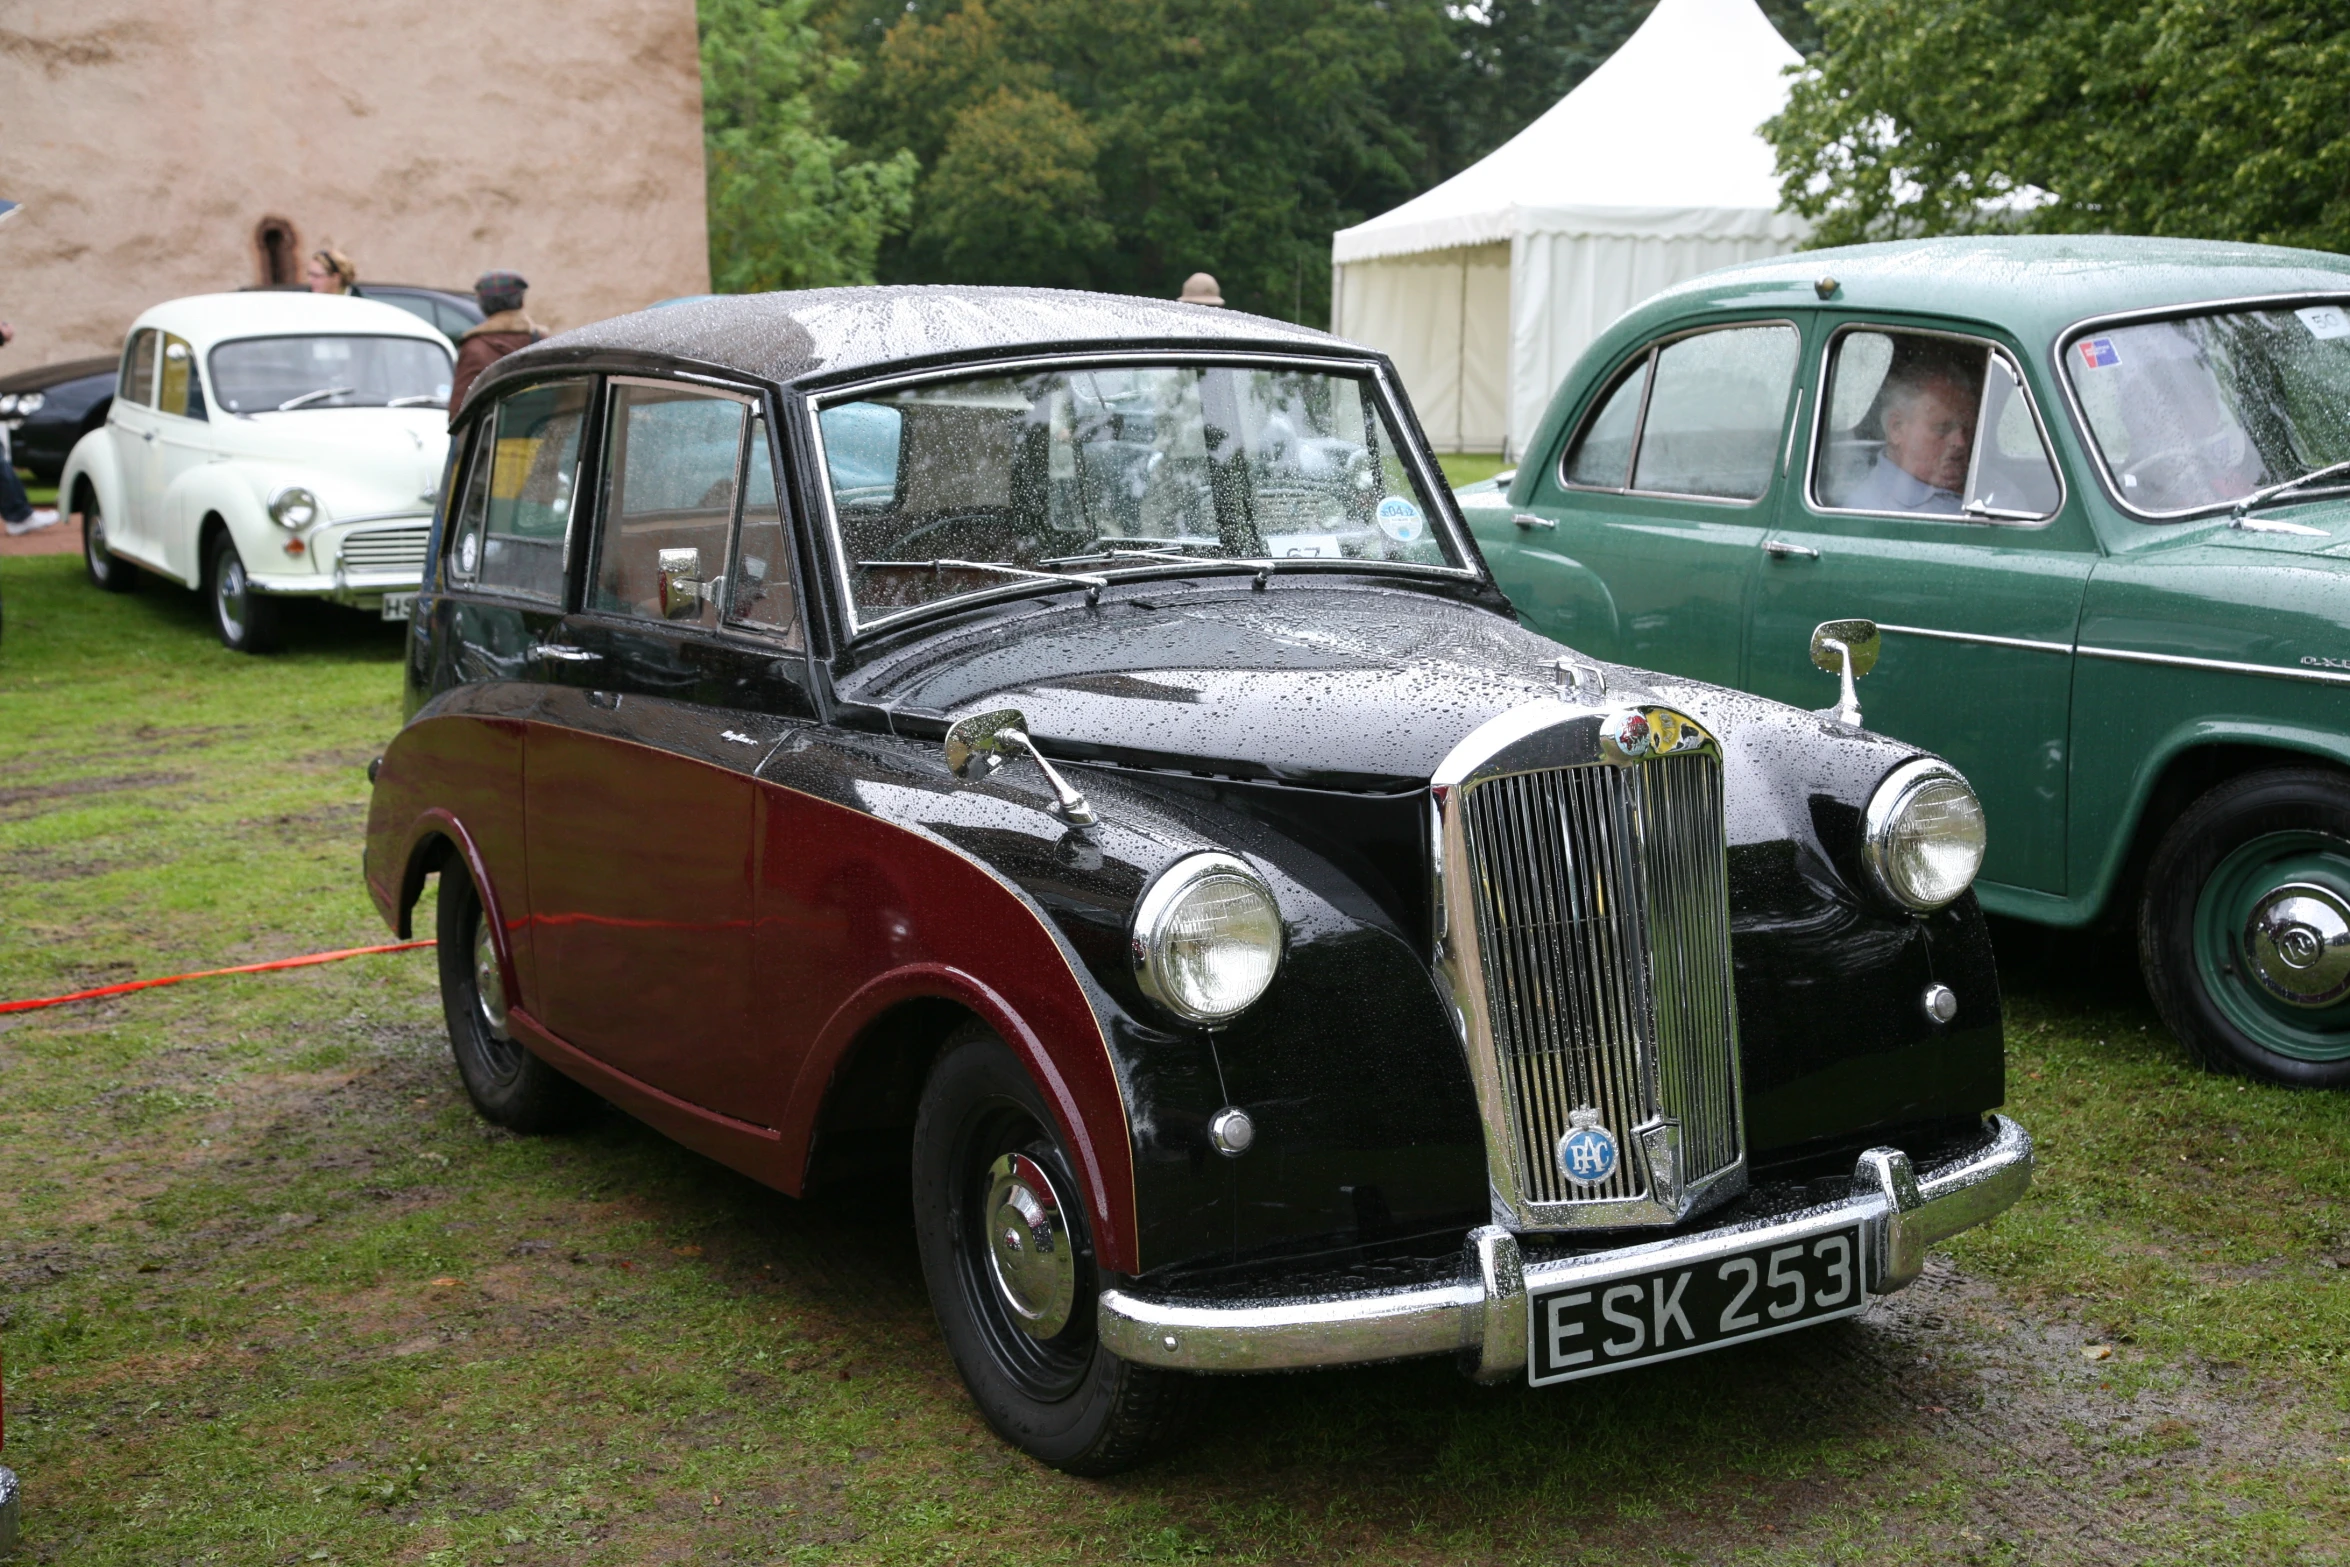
[1766,0,2350,250]
[912,88,1117,286]
[699,0,919,292]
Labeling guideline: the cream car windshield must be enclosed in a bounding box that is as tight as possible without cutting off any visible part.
[209,334,455,414]
[818,363,1461,624]
[2067,303,2350,515]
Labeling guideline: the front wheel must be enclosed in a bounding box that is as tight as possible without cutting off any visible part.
[911,1029,1196,1474]
[83,494,138,593]
[2140,767,2350,1087]
[208,533,282,653]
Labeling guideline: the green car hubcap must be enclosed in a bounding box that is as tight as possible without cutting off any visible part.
[2194,830,2350,1063]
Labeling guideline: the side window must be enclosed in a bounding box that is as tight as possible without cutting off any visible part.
[157,334,207,420]
[120,329,158,407]
[446,379,589,602]
[729,410,802,644]
[1562,359,1648,488]
[591,381,748,629]
[1813,328,2061,521]
[1627,325,1799,500]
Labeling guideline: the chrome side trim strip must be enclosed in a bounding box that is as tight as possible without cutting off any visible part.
[2076,644,2350,688]
[1877,623,2074,655]
[1099,1116,2033,1377]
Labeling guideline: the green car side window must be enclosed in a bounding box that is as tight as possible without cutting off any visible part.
[1813,327,2061,522]
[1561,324,1799,502]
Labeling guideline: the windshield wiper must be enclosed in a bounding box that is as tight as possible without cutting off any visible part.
[2230,457,2350,529]
[386,393,447,408]
[859,557,1112,603]
[276,385,355,411]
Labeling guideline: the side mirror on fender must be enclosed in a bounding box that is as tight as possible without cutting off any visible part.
[944,707,1097,827]
[1810,618,1880,728]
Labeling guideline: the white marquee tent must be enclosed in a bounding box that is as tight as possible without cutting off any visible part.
[1330,0,1809,455]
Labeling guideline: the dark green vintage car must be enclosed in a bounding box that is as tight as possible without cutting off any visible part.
[1467,236,2350,1087]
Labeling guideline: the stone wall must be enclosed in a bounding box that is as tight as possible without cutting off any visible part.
[0,0,711,367]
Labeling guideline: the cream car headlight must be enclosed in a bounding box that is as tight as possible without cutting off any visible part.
[268,485,320,530]
[1131,852,1283,1024]
[1864,759,1987,911]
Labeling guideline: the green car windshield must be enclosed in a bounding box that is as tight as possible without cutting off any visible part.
[2066,302,2350,517]
[815,362,1463,627]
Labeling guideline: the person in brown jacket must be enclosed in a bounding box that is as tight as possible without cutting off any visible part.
[449,271,543,413]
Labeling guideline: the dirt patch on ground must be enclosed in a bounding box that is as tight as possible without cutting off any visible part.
[0,769,194,812]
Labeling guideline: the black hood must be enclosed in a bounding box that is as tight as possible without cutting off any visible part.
[839,582,1645,790]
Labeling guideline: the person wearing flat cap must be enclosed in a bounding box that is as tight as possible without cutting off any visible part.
[1177,272,1223,306]
[449,271,543,413]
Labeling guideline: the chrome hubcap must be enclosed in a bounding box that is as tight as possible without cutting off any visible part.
[217,558,246,636]
[2244,882,2350,1007]
[472,917,511,1037]
[983,1152,1075,1338]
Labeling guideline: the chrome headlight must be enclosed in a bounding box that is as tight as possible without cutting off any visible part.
[16,391,42,416]
[268,485,320,530]
[0,394,16,416]
[1130,852,1283,1024]
[1864,759,1987,911]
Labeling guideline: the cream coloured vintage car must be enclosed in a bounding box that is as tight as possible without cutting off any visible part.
[60,292,454,650]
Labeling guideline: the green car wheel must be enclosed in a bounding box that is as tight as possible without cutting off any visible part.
[2141,768,2350,1087]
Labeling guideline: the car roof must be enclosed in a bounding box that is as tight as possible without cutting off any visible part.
[475,284,1354,404]
[0,355,118,394]
[1620,235,2350,351]
[125,292,456,352]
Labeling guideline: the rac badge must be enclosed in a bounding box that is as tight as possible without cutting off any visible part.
[1557,1107,1619,1187]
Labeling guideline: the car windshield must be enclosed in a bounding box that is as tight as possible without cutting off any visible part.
[208,334,454,413]
[816,362,1463,625]
[2065,302,2350,516]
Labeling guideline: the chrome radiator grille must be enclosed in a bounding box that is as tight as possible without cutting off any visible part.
[1458,748,1740,1213]
[339,525,430,574]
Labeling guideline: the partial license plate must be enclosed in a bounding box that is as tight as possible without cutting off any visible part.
[381,593,417,622]
[1528,1220,1867,1385]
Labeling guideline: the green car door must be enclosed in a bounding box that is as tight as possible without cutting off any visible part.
[1743,320,2097,897]
[1473,319,1805,687]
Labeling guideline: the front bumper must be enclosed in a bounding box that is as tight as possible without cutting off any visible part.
[0,1462,19,1554]
[245,565,421,606]
[1099,1114,2031,1379]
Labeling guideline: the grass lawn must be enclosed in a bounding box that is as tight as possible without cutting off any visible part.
[1433,454,1511,490]
[1,550,2345,1564]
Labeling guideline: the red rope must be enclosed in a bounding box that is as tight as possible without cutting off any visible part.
[0,940,437,1016]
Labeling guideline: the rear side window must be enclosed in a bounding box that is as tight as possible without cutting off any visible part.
[120,329,157,407]
[729,411,801,643]
[445,379,590,603]
[1561,324,1799,501]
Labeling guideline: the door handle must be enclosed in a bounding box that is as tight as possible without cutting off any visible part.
[533,644,602,663]
[1763,539,1820,560]
[1511,512,1556,531]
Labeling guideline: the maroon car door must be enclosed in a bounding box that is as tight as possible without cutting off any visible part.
[523,380,806,1117]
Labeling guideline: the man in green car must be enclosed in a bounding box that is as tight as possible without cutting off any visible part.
[1843,353,1981,515]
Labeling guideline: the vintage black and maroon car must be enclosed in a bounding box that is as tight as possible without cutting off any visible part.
[362,287,2032,1472]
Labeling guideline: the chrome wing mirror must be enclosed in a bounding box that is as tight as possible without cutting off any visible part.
[1810,618,1881,728]
[944,707,1098,827]
[658,547,704,620]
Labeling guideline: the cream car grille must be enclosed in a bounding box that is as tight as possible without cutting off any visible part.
[1458,750,1740,1210]
[339,525,430,574]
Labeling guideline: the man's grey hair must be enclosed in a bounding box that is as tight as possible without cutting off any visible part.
[1880,358,1981,420]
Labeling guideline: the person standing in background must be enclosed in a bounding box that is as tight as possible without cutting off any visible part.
[305,246,360,295]
[449,272,542,413]
[0,319,48,536]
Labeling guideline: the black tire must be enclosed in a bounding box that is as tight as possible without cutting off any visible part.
[912,1028,1197,1474]
[2139,767,2350,1088]
[436,866,594,1131]
[82,492,138,593]
[207,533,282,653]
